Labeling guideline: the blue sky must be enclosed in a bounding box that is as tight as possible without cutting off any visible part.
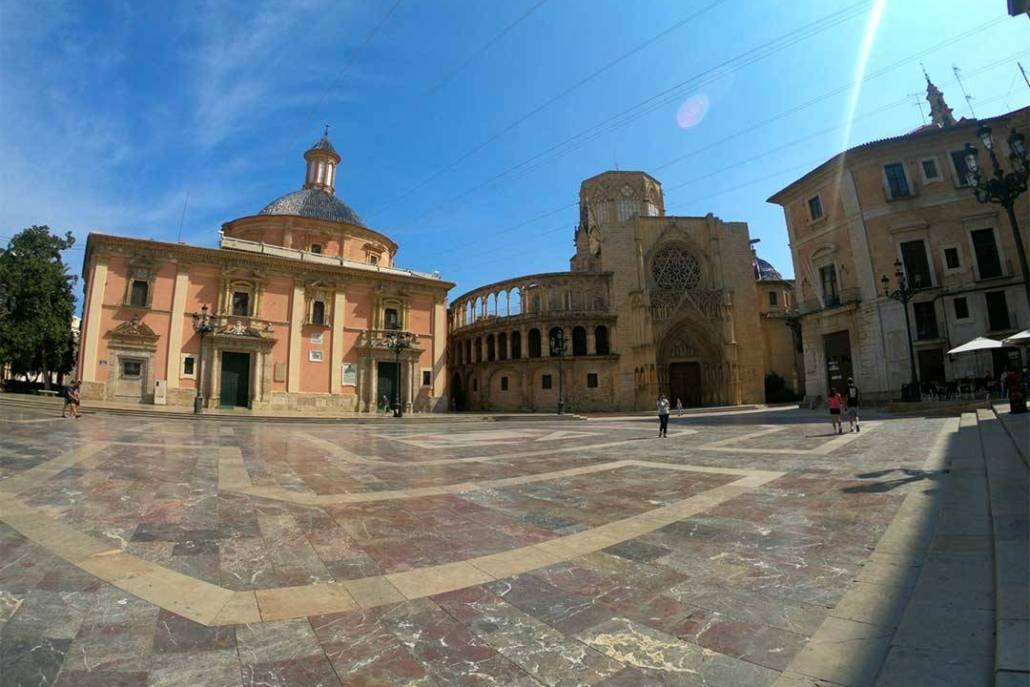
[2,0,1028,308]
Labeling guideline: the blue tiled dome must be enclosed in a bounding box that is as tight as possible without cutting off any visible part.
[753,256,783,281]
[258,188,365,227]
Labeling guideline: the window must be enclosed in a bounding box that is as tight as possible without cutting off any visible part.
[310,244,322,255]
[768,291,778,306]
[129,280,149,307]
[953,297,970,320]
[819,265,840,307]
[971,228,1003,279]
[121,360,142,377]
[572,327,587,356]
[985,291,1010,331]
[542,374,553,390]
[422,370,431,386]
[594,326,609,355]
[369,254,379,265]
[510,331,522,359]
[500,376,509,391]
[487,335,496,361]
[807,195,823,220]
[311,300,326,325]
[920,158,940,181]
[944,247,961,270]
[232,291,250,317]
[913,301,939,340]
[587,373,599,388]
[472,378,478,392]
[884,162,911,198]
[182,356,195,376]
[384,308,400,330]
[309,350,323,362]
[950,150,972,185]
[900,239,933,288]
[528,329,542,358]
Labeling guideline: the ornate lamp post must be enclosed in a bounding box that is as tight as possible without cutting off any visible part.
[550,329,567,414]
[385,331,414,418]
[881,261,921,402]
[191,305,214,414]
[964,125,1029,310]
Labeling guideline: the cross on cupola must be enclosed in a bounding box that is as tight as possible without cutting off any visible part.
[303,126,341,194]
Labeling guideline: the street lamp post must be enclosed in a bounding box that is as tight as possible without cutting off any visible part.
[964,125,1030,310]
[191,305,214,414]
[385,331,413,418]
[881,261,921,402]
[550,329,567,414]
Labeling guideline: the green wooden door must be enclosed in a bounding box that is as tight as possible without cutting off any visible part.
[220,352,250,408]
[377,361,399,410]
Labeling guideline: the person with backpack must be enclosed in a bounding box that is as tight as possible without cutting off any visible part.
[828,388,843,435]
[845,377,860,432]
[62,380,81,419]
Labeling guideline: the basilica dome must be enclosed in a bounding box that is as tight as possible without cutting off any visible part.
[257,130,366,227]
[258,188,366,227]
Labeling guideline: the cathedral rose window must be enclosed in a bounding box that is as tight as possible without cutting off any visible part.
[652,246,701,290]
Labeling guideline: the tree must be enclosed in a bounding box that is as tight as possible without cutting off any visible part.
[0,226,78,390]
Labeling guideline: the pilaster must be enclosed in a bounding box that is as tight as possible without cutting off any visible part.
[330,288,347,394]
[165,264,190,388]
[287,282,304,393]
[81,257,108,382]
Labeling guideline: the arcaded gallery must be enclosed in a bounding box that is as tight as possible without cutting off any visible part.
[76,133,452,412]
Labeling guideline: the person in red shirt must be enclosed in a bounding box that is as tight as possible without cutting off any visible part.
[828,388,844,435]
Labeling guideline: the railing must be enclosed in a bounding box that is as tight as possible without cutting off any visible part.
[358,329,421,349]
[450,308,614,333]
[219,234,442,280]
[796,287,862,315]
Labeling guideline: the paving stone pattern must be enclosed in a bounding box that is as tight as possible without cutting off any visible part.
[0,405,960,685]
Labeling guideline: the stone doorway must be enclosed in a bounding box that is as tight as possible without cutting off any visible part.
[823,330,853,395]
[219,351,251,408]
[668,361,702,407]
[377,361,400,410]
[113,356,147,401]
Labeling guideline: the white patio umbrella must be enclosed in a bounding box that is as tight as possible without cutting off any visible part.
[1002,329,1030,346]
[947,336,1004,381]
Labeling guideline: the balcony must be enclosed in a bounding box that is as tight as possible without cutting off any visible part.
[219,233,442,280]
[797,287,861,316]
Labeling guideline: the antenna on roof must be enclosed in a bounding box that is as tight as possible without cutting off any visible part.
[952,64,976,118]
[176,190,190,243]
[908,92,927,125]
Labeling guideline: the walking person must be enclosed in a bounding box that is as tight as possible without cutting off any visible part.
[62,380,81,418]
[845,377,860,433]
[657,394,671,438]
[675,397,684,416]
[828,387,843,435]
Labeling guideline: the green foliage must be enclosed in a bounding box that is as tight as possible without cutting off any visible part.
[764,372,799,404]
[0,226,78,387]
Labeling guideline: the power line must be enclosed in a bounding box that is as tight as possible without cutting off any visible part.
[421,0,551,99]
[381,1,878,227]
[364,0,731,218]
[432,32,1021,255]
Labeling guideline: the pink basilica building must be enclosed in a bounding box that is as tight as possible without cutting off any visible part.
[76,133,453,412]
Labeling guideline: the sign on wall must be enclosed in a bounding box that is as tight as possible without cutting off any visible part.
[342,362,357,385]
[310,332,324,344]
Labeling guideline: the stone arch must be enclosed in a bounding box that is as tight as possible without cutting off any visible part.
[487,334,496,361]
[572,326,587,356]
[497,332,508,360]
[509,288,522,315]
[656,313,726,408]
[595,325,610,355]
[528,328,542,358]
[510,330,522,359]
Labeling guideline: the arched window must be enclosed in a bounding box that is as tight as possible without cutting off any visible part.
[465,301,473,324]
[487,334,496,362]
[465,339,472,364]
[528,329,542,358]
[510,331,522,359]
[595,325,610,355]
[572,326,587,356]
[475,337,482,363]
[487,293,496,316]
[509,289,521,315]
[549,327,565,356]
[498,333,508,360]
[384,308,400,330]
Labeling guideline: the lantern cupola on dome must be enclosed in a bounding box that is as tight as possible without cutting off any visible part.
[304,125,341,193]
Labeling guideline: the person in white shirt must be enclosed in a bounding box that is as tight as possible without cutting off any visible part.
[657,395,671,437]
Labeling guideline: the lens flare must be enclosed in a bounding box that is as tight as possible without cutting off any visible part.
[676,94,710,129]
[840,0,888,151]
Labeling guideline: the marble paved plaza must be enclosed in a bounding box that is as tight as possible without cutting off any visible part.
[0,405,967,685]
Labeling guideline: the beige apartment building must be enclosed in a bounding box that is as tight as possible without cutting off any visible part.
[769,87,1029,402]
[447,170,786,412]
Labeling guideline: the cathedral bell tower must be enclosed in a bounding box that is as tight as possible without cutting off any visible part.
[303,126,342,194]
[923,70,957,128]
